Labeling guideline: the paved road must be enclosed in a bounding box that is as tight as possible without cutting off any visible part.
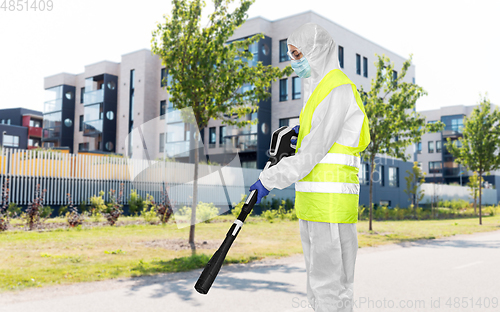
[1,230,500,312]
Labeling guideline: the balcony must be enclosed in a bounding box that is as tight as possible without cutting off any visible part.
[83,120,103,137]
[165,141,190,158]
[28,126,42,138]
[442,125,463,138]
[224,133,258,153]
[43,99,62,113]
[84,89,104,105]
[443,167,460,176]
[165,108,183,123]
[42,127,61,141]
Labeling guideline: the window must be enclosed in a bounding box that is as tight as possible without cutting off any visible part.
[427,120,437,124]
[429,161,442,173]
[392,70,398,85]
[338,46,344,68]
[242,160,257,169]
[79,115,84,132]
[219,126,226,146]
[292,77,301,99]
[29,119,41,127]
[363,56,368,77]
[358,163,369,185]
[0,120,3,124]
[159,133,165,152]
[380,165,385,186]
[3,135,19,148]
[451,118,464,133]
[160,100,166,119]
[279,39,289,62]
[209,127,216,148]
[412,77,415,84]
[380,200,391,207]
[356,54,361,75]
[28,139,40,147]
[388,167,399,187]
[161,68,167,87]
[78,142,89,152]
[6,119,10,125]
[428,141,434,153]
[279,78,288,101]
[436,140,442,153]
[80,87,85,104]
[128,69,135,157]
[279,117,299,128]
[417,142,422,153]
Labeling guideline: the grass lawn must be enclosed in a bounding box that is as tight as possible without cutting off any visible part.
[1,214,499,292]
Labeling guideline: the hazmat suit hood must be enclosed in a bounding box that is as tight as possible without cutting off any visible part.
[287,23,340,105]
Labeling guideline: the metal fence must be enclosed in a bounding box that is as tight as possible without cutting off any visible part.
[0,148,252,208]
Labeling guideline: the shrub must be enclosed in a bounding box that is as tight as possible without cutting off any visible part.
[7,202,21,218]
[358,205,366,221]
[231,194,249,218]
[178,202,220,223]
[262,209,278,222]
[0,178,11,231]
[277,200,287,220]
[141,202,157,224]
[66,193,84,227]
[102,184,124,226]
[284,208,298,221]
[24,184,47,230]
[147,185,174,224]
[129,189,145,216]
[89,191,106,216]
[260,198,272,211]
[58,205,68,217]
[40,206,53,218]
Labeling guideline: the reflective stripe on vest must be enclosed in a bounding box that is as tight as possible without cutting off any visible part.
[294,69,371,224]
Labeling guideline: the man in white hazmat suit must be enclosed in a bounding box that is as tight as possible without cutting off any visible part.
[249,23,370,311]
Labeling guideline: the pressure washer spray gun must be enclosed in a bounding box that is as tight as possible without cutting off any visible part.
[194,126,297,294]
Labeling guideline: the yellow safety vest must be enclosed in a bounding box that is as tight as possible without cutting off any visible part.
[295,69,370,223]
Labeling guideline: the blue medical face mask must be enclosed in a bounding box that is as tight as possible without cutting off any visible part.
[291,57,311,78]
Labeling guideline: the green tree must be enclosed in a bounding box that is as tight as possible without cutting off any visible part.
[360,54,444,231]
[467,171,483,215]
[445,95,500,225]
[151,0,293,253]
[404,161,426,217]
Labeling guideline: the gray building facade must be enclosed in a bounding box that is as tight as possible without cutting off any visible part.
[41,11,420,208]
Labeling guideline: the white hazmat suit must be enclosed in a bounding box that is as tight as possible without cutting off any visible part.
[259,23,365,312]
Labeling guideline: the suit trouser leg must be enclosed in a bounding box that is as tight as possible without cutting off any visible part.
[299,219,358,312]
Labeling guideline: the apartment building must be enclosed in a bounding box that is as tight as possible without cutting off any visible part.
[0,108,43,149]
[42,10,418,207]
[418,104,500,202]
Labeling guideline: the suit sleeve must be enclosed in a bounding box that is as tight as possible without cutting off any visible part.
[259,84,362,191]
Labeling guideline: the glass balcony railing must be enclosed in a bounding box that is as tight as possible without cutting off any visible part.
[83,119,103,136]
[166,108,183,123]
[224,133,258,152]
[442,125,463,137]
[84,89,104,105]
[43,99,62,113]
[443,167,460,176]
[42,127,61,140]
[165,141,190,158]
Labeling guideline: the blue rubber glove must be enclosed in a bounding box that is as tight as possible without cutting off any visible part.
[290,125,300,145]
[249,179,270,204]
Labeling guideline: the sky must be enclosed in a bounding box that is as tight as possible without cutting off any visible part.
[0,0,499,113]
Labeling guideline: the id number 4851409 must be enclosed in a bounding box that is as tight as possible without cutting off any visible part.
[1,0,54,11]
